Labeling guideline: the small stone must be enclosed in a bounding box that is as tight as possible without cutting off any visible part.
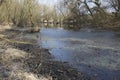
[94,74,98,77]
[3,72,10,77]
[97,52,100,54]
[0,70,10,78]
[88,65,91,68]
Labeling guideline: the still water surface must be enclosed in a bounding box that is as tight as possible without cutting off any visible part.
[40,27,120,80]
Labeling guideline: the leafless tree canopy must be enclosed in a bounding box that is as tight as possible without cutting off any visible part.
[0,0,120,29]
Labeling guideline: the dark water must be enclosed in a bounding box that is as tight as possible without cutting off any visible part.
[39,27,120,80]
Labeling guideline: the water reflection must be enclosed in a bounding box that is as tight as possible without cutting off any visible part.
[39,23,81,31]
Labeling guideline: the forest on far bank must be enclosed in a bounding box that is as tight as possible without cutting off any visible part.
[0,0,120,30]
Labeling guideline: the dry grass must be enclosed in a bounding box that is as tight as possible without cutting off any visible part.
[1,48,27,63]
[10,70,52,80]
[0,47,52,80]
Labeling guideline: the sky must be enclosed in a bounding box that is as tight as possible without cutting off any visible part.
[38,0,114,12]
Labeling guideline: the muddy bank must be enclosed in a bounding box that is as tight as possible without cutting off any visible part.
[0,29,90,80]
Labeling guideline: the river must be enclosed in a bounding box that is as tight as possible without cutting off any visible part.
[39,27,120,80]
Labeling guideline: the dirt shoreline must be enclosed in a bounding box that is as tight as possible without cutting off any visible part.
[0,29,91,80]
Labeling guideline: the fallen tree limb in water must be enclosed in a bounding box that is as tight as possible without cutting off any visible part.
[0,35,32,45]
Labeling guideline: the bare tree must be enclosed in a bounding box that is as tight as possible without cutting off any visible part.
[109,0,120,12]
[108,0,120,17]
